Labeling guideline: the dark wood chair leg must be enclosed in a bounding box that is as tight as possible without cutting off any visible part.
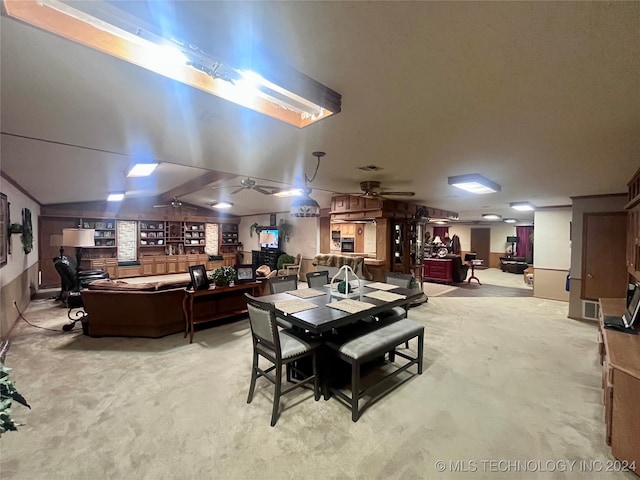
[247,350,259,403]
[271,363,283,427]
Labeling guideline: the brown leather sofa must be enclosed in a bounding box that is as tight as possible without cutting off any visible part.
[81,278,190,338]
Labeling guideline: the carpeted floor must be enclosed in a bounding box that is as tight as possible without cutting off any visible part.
[0,269,634,479]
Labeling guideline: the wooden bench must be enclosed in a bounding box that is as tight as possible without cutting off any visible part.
[325,318,424,421]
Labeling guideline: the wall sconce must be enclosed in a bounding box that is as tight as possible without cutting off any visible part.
[448,174,501,194]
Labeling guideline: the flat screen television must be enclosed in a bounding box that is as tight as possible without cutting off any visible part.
[259,228,280,249]
[507,236,520,243]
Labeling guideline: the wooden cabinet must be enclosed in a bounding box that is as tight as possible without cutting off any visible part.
[598,298,640,471]
[176,255,188,272]
[627,167,640,279]
[423,258,453,284]
[141,257,155,275]
[341,223,356,237]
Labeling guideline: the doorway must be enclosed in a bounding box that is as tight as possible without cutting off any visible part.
[470,228,490,265]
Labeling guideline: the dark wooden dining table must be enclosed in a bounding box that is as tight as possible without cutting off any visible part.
[257,280,424,334]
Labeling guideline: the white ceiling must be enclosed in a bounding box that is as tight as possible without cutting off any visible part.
[1,1,638,222]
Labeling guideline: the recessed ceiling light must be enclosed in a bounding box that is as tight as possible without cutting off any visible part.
[273,188,303,198]
[504,218,517,223]
[482,213,502,220]
[126,162,159,177]
[107,192,125,202]
[510,201,535,211]
[211,201,233,209]
[448,174,501,194]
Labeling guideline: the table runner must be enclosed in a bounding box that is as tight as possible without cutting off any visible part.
[363,290,407,302]
[326,299,376,314]
[286,288,326,299]
[364,282,400,291]
[274,299,319,314]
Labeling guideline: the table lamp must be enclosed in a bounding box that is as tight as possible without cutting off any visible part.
[62,228,95,288]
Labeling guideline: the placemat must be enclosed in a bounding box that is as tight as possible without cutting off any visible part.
[363,290,407,302]
[364,282,400,291]
[286,288,326,299]
[326,299,376,314]
[274,299,319,314]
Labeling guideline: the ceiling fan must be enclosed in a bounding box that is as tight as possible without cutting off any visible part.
[352,181,415,198]
[213,177,281,195]
[153,197,195,211]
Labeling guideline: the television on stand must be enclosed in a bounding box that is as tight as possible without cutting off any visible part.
[259,228,280,250]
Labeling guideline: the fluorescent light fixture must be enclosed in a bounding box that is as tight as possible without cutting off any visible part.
[126,162,159,178]
[274,188,303,198]
[107,192,125,202]
[211,201,232,209]
[504,218,517,223]
[448,174,501,194]
[482,213,502,220]
[2,0,341,128]
[510,202,535,211]
[434,221,447,225]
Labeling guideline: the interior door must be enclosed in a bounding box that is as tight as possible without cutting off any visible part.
[470,228,490,264]
[582,212,627,300]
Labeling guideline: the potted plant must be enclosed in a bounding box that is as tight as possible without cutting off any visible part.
[0,359,31,437]
[278,219,292,242]
[209,266,238,287]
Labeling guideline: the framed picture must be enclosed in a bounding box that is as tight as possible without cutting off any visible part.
[0,193,7,267]
[95,222,105,229]
[235,264,256,283]
[106,222,114,229]
[83,222,90,229]
[189,264,209,291]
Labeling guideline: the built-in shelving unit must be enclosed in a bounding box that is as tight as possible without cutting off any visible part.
[220,223,239,254]
[82,218,116,248]
[139,221,166,247]
[184,222,206,252]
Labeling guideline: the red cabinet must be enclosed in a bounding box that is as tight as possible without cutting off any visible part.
[423,258,453,284]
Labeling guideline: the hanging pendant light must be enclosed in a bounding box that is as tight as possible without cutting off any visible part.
[290,152,324,218]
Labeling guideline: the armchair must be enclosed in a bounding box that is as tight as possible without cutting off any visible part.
[278,253,301,281]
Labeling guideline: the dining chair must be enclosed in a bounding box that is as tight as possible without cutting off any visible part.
[377,272,418,348]
[245,294,320,426]
[268,275,298,294]
[306,271,329,289]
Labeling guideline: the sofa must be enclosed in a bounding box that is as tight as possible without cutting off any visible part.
[81,278,190,338]
[499,256,529,274]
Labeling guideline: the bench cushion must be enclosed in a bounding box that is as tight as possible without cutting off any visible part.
[327,318,424,360]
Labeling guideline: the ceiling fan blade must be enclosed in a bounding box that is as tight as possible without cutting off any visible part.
[153,204,170,208]
[230,186,246,195]
[253,186,279,195]
[382,191,415,196]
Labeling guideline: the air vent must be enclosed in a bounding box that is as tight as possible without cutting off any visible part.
[582,300,600,321]
[357,165,384,172]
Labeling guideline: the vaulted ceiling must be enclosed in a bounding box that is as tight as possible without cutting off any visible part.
[1,1,638,222]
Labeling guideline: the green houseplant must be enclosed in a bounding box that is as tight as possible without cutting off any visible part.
[0,360,31,437]
[209,266,238,287]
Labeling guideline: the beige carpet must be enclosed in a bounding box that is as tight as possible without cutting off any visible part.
[0,271,632,479]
